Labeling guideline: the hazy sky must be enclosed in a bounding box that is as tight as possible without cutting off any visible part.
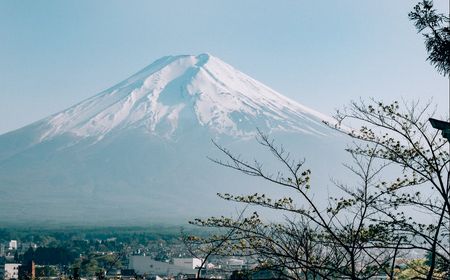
[0,1,448,134]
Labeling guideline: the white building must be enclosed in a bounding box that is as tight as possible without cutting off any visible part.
[224,258,246,271]
[129,256,198,278]
[226,258,245,266]
[173,258,203,270]
[8,241,17,251]
[4,263,21,280]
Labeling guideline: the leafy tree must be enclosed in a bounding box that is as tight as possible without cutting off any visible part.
[74,257,100,277]
[35,266,59,278]
[230,270,252,280]
[331,99,449,279]
[409,0,450,76]
[396,258,429,280]
[186,1,450,279]
[188,130,405,280]
[22,247,77,265]
[425,251,450,277]
[188,103,449,280]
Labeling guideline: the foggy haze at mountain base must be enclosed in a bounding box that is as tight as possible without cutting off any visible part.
[0,54,349,226]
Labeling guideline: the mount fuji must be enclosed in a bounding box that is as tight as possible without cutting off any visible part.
[0,54,345,226]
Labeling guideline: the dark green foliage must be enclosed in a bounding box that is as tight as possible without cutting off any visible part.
[35,266,59,278]
[409,0,450,76]
[230,270,252,280]
[425,251,449,277]
[0,226,183,245]
[22,247,77,265]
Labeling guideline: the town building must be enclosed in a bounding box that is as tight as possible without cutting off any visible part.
[172,258,203,270]
[224,258,246,271]
[4,263,21,280]
[128,256,198,278]
[8,241,17,251]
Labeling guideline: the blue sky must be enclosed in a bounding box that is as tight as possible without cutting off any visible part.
[0,0,448,134]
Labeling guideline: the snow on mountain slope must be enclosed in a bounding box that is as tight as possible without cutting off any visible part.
[37,53,333,142]
[0,53,347,225]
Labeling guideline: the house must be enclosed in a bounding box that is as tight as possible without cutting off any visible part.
[4,263,21,280]
[8,241,17,251]
[128,256,198,278]
[173,258,203,270]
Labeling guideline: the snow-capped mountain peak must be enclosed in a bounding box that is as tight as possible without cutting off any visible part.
[0,53,345,225]
[38,53,332,142]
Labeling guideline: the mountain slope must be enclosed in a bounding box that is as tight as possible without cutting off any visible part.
[13,54,332,143]
[0,54,344,225]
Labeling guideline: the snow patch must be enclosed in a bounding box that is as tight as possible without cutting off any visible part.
[37,53,334,142]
